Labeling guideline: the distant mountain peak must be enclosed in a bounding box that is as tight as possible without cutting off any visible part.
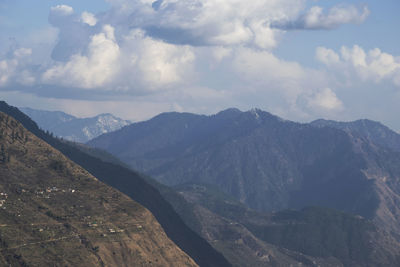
[217,108,242,115]
[95,113,118,118]
[249,108,260,119]
[20,108,131,143]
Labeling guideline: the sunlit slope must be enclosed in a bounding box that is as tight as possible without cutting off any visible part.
[0,111,197,267]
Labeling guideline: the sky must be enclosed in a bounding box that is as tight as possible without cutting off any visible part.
[0,0,400,131]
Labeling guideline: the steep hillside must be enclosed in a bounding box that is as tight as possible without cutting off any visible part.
[20,107,130,143]
[88,108,400,238]
[0,111,197,266]
[0,101,231,267]
[173,184,400,267]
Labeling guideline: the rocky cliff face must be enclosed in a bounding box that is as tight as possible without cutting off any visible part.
[0,111,197,267]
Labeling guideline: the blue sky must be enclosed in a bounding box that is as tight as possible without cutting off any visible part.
[276,1,400,66]
[1,0,400,131]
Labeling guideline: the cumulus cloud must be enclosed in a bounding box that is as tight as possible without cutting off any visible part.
[41,25,195,91]
[50,5,74,16]
[306,88,344,111]
[0,48,35,87]
[316,45,400,86]
[272,4,369,30]
[42,25,120,89]
[316,47,340,65]
[0,0,376,121]
[118,29,196,91]
[2,1,373,95]
[212,46,232,62]
[104,0,305,49]
[81,12,97,26]
[49,5,93,62]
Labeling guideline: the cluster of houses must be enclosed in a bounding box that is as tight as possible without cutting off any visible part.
[0,192,8,207]
[35,187,76,196]
[87,220,125,234]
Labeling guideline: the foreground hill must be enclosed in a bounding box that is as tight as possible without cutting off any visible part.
[20,107,130,143]
[0,101,231,267]
[0,111,197,266]
[88,108,400,238]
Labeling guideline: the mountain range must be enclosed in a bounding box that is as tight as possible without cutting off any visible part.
[88,108,400,240]
[20,107,130,143]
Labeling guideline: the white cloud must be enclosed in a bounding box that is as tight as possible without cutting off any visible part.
[316,47,340,65]
[104,0,305,49]
[0,48,35,87]
[304,5,369,29]
[212,46,232,62]
[118,29,196,91]
[0,0,379,123]
[306,88,344,111]
[81,12,97,26]
[341,45,367,67]
[272,4,369,30]
[135,39,195,88]
[42,25,120,89]
[40,26,195,91]
[2,0,373,95]
[50,5,74,16]
[0,59,17,86]
[13,48,32,58]
[317,45,400,86]
[49,4,94,62]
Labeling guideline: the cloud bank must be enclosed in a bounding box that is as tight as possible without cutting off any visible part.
[4,0,397,123]
[272,4,369,30]
[316,45,400,86]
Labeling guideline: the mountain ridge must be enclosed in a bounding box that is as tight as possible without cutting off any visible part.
[88,108,400,240]
[311,118,400,152]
